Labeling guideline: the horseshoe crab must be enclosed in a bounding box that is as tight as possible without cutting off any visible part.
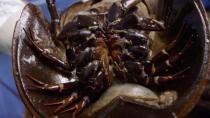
[12,0,210,118]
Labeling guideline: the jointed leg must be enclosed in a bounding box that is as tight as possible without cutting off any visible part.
[146,24,193,75]
[142,28,194,85]
[154,38,193,74]
[60,96,90,118]
[44,91,90,117]
[114,60,190,85]
[26,74,79,92]
[24,28,69,70]
[151,23,190,64]
[46,0,61,38]
[144,66,190,85]
[45,92,81,113]
[138,67,190,85]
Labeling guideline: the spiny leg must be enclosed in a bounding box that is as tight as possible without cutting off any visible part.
[60,96,90,118]
[24,28,69,70]
[152,37,193,75]
[46,0,61,38]
[45,67,106,116]
[145,66,190,85]
[143,33,194,85]
[26,74,79,92]
[151,23,190,64]
[146,67,190,85]
[44,92,90,118]
[29,60,105,117]
[114,60,190,85]
[44,92,81,113]
[146,28,193,75]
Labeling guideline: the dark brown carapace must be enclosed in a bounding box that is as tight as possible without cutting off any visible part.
[23,0,193,117]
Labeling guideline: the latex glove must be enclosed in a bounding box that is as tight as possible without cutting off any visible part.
[0,0,25,55]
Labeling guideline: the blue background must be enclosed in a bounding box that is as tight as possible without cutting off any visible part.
[0,0,209,118]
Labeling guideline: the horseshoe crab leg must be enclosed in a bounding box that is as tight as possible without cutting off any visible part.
[145,23,193,75]
[46,0,61,38]
[154,39,193,74]
[45,92,81,112]
[144,67,191,85]
[60,96,90,118]
[45,92,90,118]
[26,74,79,92]
[24,28,69,70]
[151,23,190,64]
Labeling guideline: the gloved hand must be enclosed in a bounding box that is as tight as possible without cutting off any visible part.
[0,0,25,55]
